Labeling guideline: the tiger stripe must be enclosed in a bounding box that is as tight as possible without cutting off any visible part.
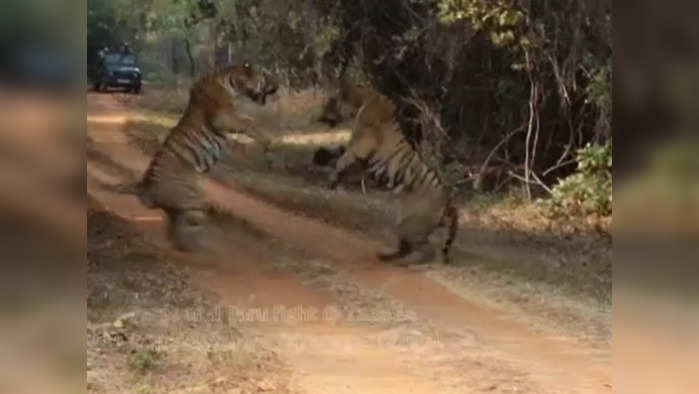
[317,82,459,263]
[135,62,279,251]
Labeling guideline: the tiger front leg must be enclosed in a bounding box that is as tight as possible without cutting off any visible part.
[242,124,279,169]
[329,150,357,189]
[212,112,276,150]
[213,113,277,168]
[244,123,277,152]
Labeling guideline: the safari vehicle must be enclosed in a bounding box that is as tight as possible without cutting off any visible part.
[92,51,142,93]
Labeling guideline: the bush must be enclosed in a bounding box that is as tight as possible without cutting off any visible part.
[542,142,612,217]
[128,347,161,374]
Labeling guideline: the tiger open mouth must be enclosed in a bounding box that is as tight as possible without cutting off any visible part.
[251,91,267,105]
[244,87,266,105]
[228,74,266,105]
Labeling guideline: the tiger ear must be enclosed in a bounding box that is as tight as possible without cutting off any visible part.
[242,60,252,75]
[338,78,352,98]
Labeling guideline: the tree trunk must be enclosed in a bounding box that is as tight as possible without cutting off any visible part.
[184,38,195,77]
[208,23,217,70]
[227,41,232,64]
[171,37,179,74]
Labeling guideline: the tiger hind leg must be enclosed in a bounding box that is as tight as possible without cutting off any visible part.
[378,239,412,261]
[440,204,459,263]
[402,241,436,265]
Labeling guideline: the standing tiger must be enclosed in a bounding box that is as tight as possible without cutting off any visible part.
[136,62,279,251]
[315,81,459,263]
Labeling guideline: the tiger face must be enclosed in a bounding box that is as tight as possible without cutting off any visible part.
[231,63,277,102]
[225,62,279,105]
[183,62,279,148]
[318,80,373,127]
[189,62,278,118]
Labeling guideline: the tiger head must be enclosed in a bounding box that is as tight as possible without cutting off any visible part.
[189,61,279,117]
[235,61,279,105]
[318,80,374,127]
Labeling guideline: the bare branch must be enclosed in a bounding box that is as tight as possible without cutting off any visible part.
[479,126,524,179]
[542,159,577,177]
[507,170,553,196]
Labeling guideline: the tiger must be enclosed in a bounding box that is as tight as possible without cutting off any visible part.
[135,62,279,251]
[315,81,459,264]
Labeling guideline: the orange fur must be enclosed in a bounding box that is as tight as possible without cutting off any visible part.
[318,82,458,263]
[138,63,279,251]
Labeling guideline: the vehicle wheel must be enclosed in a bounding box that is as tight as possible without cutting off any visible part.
[92,82,101,91]
[132,85,141,94]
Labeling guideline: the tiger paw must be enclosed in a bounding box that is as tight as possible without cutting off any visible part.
[328,172,342,189]
[402,250,437,266]
[377,243,411,261]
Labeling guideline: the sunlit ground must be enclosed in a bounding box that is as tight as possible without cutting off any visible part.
[229,129,351,146]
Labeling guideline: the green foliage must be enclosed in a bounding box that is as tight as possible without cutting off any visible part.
[316,0,611,185]
[88,0,228,79]
[576,142,612,174]
[583,57,612,136]
[542,143,612,217]
[313,24,341,58]
[437,0,525,47]
[128,347,161,374]
[584,60,612,111]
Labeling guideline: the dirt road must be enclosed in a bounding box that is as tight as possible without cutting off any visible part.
[87,93,610,393]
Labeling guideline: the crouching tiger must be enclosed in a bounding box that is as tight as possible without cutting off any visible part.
[135,62,279,251]
[315,81,458,264]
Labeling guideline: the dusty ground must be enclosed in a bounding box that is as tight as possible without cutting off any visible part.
[87,91,611,393]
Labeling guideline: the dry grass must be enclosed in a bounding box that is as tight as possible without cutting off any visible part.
[465,192,611,238]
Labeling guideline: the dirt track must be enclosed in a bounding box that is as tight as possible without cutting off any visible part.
[87,93,610,393]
